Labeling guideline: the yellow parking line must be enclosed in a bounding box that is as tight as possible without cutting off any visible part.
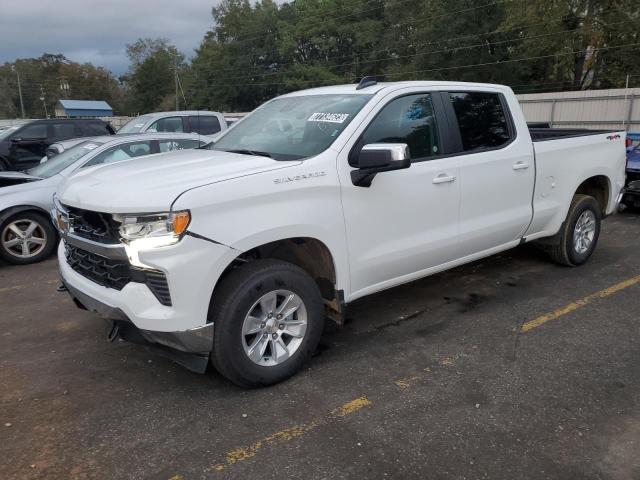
[521,274,640,333]
[0,285,24,293]
[209,396,372,473]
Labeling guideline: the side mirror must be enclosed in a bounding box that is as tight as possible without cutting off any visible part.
[351,143,411,187]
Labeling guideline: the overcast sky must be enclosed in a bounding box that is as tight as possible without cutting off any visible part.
[0,0,219,75]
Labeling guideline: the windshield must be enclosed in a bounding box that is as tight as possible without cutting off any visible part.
[116,115,153,134]
[211,94,372,160]
[27,140,104,178]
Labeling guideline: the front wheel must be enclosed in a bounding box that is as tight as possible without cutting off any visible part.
[545,194,601,266]
[210,259,325,387]
[0,211,57,265]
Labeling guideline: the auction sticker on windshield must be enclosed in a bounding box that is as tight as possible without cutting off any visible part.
[307,112,349,123]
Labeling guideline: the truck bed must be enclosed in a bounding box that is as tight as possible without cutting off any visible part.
[529,127,617,142]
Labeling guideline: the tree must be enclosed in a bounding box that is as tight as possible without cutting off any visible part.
[123,38,185,114]
[0,54,125,119]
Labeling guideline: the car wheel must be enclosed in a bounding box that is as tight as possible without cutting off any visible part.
[0,212,57,265]
[210,259,325,387]
[546,194,601,266]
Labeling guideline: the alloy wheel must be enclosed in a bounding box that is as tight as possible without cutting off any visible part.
[1,219,48,259]
[241,289,308,366]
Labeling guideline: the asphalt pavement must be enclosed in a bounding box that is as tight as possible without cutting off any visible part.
[1,213,639,480]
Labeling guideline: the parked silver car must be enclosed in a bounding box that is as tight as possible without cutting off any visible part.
[0,132,206,265]
[117,111,227,136]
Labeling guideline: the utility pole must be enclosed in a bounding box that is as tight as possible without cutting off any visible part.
[623,74,630,131]
[174,53,179,111]
[12,65,26,118]
[39,86,48,118]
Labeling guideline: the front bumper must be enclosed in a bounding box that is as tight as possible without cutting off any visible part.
[58,232,236,350]
[63,279,214,353]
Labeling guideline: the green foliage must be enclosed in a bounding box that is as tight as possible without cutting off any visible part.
[1,0,638,118]
[0,54,125,119]
[186,0,640,110]
[123,38,186,114]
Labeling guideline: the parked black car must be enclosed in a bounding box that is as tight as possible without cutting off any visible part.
[0,119,115,171]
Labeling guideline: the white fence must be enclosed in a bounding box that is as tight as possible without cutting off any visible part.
[516,88,640,131]
[3,90,639,132]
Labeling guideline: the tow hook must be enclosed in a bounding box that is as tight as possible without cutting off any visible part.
[107,322,120,343]
[56,283,68,292]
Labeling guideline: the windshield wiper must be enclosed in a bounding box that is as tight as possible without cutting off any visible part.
[225,149,273,158]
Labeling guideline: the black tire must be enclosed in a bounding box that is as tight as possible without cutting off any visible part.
[546,194,601,266]
[0,211,58,265]
[210,259,325,388]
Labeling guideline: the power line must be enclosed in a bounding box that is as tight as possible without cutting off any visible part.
[177,19,635,88]
[176,41,640,88]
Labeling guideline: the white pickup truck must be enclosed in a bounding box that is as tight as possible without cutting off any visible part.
[54,79,626,387]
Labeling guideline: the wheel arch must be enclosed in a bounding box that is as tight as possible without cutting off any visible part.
[574,174,611,215]
[0,204,54,226]
[210,236,346,324]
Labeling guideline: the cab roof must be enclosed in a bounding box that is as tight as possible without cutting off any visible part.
[281,81,512,97]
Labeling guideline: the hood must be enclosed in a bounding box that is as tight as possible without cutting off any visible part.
[57,149,300,213]
[0,171,43,188]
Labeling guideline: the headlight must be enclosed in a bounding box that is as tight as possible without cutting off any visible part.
[52,194,69,233]
[116,211,190,247]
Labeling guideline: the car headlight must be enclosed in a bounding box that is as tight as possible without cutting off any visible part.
[116,211,190,247]
[52,194,69,233]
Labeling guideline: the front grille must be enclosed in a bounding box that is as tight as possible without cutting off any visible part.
[66,206,121,244]
[65,245,172,306]
[66,245,131,290]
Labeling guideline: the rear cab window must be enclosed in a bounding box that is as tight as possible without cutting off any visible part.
[448,92,513,151]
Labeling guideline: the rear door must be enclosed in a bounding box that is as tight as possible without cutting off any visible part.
[444,91,535,257]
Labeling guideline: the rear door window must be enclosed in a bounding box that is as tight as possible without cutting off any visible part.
[189,115,221,135]
[52,123,77,140]
[448,92,511,151]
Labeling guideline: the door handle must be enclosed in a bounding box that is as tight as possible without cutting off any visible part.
[512,161,529,170]
[432,173,456,184]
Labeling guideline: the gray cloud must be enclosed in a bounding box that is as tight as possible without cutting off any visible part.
[0,0,219,74]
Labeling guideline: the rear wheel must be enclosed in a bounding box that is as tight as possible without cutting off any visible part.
[0,212,57,265]
[545,194,601,266]
[210,259,325,387]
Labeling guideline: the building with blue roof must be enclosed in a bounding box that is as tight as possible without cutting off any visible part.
[55,99,113,118]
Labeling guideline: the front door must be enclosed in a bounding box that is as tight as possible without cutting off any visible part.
[9,123,49,168]
[338,92,460,299]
